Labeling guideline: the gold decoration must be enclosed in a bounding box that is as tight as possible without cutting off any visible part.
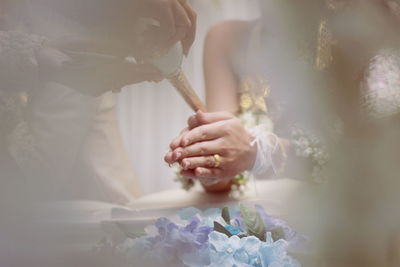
[325,0,346,11]
[239,77,270,113]
[240,93,253,112]
[213,154,222,168]
[315,19,334,71]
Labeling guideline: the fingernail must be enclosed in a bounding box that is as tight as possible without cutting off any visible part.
[174,152,182,161]
[182,160,190,170]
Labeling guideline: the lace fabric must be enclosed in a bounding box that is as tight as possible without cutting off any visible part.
[0,31,46,176]
[0,89,40,177]
[0,30,47,91]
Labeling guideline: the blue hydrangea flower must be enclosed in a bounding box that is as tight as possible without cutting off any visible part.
[207,231,301,267]
[255,205,307,252]
[207,231,262,267]
[125,216,213,267]
[225,224,244,236]
[177,207,222,227]
[230,205,306,249]
[258,233,301,267]
[112,206,303,267]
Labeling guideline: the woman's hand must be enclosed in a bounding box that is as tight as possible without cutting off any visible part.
[165,111,257,187]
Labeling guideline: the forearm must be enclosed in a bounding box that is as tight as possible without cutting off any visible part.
[203,26,239,113]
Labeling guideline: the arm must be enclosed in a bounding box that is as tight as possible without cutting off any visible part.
[200,21,244,192]
[203,21,242,114]
[165,22,258,193]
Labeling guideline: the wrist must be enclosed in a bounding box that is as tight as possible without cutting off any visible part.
[202,179,232,194]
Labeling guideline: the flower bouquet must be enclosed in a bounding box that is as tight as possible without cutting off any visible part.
[95,204,306,267]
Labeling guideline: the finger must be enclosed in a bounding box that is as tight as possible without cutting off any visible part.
[170,135,183,150]
[188,111,234,129]
[195,167,223,180]
[164,151,175,164]
[181,156,219,170]
[179,1,197,56]
[187,113,201,129]
[180,169,197,179]
[172,140,222,160]
[170,128,188,150]
[172,0,191,33]
[148,0,176,37]
[180,122,224,147]
[164,0,191,49]
[146,0,190,53]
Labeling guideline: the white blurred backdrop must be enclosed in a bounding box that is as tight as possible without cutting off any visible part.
[117,0,260,195]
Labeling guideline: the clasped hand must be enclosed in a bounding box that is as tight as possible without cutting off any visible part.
[165,111,257,186]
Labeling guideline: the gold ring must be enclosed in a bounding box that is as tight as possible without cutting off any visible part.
[213,154,221,168]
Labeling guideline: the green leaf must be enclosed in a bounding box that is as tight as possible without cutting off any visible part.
[271,227,285,242]
[221,206,231,225]
[213,221,232,237]
[240,203,266,242]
